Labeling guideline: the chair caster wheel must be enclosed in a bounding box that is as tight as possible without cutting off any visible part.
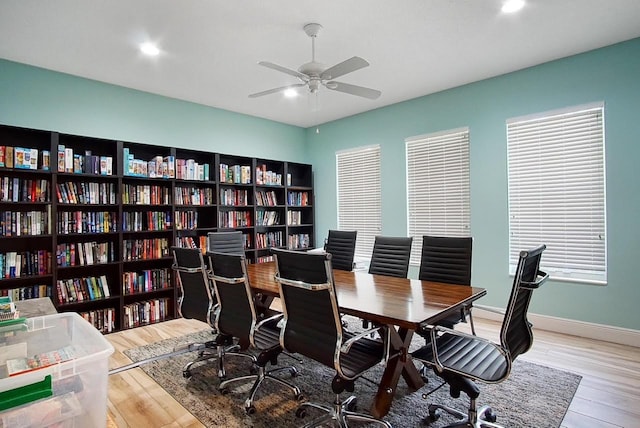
[295,393,305,402]
[290,367,299,377]
[346,398,358,411]
[249,365,258,375]
[219,387,229,395]
[245,405,256,415]
[295,407,307,418]
[427,408,441,422]
[182,370,191,379]
[483,407,497,423]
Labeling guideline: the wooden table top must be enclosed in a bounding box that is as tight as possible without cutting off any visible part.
[247,261,486,330]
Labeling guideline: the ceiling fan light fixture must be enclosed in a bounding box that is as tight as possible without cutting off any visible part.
[284,88,298,98]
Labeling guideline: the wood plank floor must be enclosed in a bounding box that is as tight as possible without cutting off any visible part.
[106,317,640,428]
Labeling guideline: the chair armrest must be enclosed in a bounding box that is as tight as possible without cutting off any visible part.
[255,313,283,330]
[340,325,386,354]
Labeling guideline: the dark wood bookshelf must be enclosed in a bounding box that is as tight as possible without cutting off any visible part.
[0,124,314,334]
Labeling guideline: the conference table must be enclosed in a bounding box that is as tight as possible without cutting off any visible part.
[246,261,487,418]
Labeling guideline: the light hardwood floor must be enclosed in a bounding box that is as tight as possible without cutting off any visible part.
[106,317,640,428]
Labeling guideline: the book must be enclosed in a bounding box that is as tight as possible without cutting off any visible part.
[42,149,50,170]
[6,345,77,376]
[57,145,65,172]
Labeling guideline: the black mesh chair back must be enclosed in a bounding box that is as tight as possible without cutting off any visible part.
[418,236,472,285]
[272,248,340,368]
[324,230,357,271]
[208,231,245,255]
[172,247,212,323]
[207,252,254,344]
[501,244,547,361]
[369,236,413,278]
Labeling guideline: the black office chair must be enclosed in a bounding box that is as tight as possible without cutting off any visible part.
[411,245,548,428]
[272,248,392,428]
[171,247,250,379]
[208,230,245,255]
[368,236,413,278]
[209,251,303,414]
[324,229,357,271]
[418,235,475,334]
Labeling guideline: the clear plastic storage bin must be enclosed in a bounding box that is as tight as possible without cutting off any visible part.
[0,312,114,428]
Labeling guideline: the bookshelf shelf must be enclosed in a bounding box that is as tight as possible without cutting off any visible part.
[0,124,314,334]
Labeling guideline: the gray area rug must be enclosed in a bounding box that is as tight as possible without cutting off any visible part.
[124,329,581,428]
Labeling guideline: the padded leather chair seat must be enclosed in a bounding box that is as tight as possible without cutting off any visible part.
[412,333,507,383]
[339,332,386,379]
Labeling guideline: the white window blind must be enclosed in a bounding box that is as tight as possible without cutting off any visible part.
[406,128,471,265]
[336,145,381,258]
[507,103,606,283]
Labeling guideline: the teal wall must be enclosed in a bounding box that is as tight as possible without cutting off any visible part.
[2,38,639,330]
[0,59,306,161]
[307,38,640,330]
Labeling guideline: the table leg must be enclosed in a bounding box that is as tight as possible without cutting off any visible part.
[371,327,424,418]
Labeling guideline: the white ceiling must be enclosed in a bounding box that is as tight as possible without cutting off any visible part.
[1,1,640,128]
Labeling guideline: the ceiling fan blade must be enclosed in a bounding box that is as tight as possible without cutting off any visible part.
[248,83,306,98]
[320,56,369,80]
[258,61,308,80]
[326,81,381,100]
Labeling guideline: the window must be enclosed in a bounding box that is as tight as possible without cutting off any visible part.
[336,145,381,258]
[406,128,471,264]
[507,103,606,284]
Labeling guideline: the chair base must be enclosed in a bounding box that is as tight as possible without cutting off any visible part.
[426,400,502,428]
[219,363,302,414]
[297,394,391,428]
[182,341,254,379]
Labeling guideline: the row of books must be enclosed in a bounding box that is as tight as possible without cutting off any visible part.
[58,145,113,175]
[1,250,52,278]
[219,210,252,228]
[56,181,117,205]
[255,190,280,206]
[56,275,111,304]
[56,211,117,234]
[255,164,283,186]
[256,210,281,226]
[123,268,172,295]
[1,285,54,302]
[256,231,283,249]
[175,186,214,206]
[174,210,199,230]
[0,146,46,170]
[123,298,170,329]
[220,163,251,184]
[122,211,172,232]
[122,238,170,261]
[175,236,206,251]
[122,183,172,205]
[80,307,116,333]
[123,149,175,179]
[0,177,50,203]
[287,210,306,225]
[220,188,249,206]
[175,158,211,181]
[288,191,310,206]
[56,241,116,267]
[1,210,51,236]
[288,233,311,250]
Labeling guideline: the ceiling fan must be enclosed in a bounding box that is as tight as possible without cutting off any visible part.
[249,23,381,100]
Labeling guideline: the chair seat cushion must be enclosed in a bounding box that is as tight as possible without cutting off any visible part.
[253,319,282,350]
[339,333,385,379]
[411,332,508,383]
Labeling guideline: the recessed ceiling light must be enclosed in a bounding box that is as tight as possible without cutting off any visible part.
[140,42,160,56]
[502,0,525,13]
[284,88,298,98]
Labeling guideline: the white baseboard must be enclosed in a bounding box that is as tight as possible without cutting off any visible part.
[474,306,640,348]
